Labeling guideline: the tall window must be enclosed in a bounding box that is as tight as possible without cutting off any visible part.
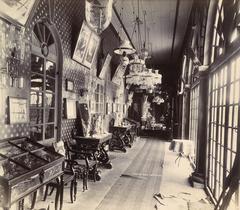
[211,0,240,63]
[95,84,104,114]
[206,1,240,208]
[189,84,199,161]
[207,55,240,209]
[30,21,58,142]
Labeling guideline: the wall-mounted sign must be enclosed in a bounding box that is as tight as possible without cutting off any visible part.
[9,97,28,124]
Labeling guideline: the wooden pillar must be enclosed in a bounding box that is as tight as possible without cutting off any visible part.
[181,90,190,139]
[190,69,208,186]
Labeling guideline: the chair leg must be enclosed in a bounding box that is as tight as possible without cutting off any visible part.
[43,185,49,201]
[55,186,60,210]
[48,186,55,196]
[70,180,74,203]
[73,176,77,201]
[83,170,88,191]
[31,191,37,209]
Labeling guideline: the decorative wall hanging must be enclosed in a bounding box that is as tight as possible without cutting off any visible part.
[73,21,100,69]
[83,30,100,68]
[85,0,113,34]
[73,21,92,64]
[8,97,28,124]
[0,0,37,26]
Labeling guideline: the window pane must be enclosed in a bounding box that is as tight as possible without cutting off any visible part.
[45,124,55,139]
[45,109,55,123]
[45,93,55,107]
[31,73,44,91]
[30,91,43,107]
[30,108,43,124]
[46,77,56,93]
[46,60,56,77]
[30,125,43,141]
[31,55,44,74]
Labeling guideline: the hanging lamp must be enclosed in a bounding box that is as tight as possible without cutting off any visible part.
[85,0,113,34]
[114,40,136,55]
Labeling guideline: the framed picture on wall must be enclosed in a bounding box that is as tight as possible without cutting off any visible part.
[64,98,77,119]
[83,31,100,68]
[65,79,74,91]
[9,97,28,124]
[0,0,38,26]
[99,54,111,79]
[72,21,92,64]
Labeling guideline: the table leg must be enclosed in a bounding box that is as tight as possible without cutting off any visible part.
[59,175,64,210]
[99,145,112,169]
[18,199,24,210]
[31,191,37,209]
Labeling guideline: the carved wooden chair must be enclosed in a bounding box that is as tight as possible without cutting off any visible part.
[43,141,78,206]
[109,118,127,152]
[64,138,99,188]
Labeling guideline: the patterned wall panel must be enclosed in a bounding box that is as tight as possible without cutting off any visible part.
[53,0,89,142]
[0,0,121,142]
[0,0,51,140]
[0,19,31,140]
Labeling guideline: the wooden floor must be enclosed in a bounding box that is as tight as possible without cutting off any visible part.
[35,137,210,210]
[96,139,165,210]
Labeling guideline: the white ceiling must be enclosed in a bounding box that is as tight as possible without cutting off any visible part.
[112,0,193,67]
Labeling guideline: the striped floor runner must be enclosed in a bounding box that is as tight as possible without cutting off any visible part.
[96,139,165,210]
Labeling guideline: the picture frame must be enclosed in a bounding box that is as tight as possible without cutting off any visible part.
[64,98,77,119]
[0,0,38,26]
[65,79,74,91]
[9,97,28,124]
[99,54,111,79]
[72,21,92,64]
[112,64,125,86]
[83,31,100,68]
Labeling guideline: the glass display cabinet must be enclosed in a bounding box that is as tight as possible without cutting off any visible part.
[0,137,64,210]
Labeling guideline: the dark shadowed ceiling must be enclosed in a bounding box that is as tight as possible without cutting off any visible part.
[112,0,193,68]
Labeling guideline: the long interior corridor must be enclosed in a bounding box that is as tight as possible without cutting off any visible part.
[0,0,240,209]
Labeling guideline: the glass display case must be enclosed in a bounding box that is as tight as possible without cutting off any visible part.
[0,137,64,209]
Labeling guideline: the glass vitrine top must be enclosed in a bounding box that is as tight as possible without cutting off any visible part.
[0,138,62,180]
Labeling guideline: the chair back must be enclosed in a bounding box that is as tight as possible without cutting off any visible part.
[109,118,115,133]
[53,140,66,156]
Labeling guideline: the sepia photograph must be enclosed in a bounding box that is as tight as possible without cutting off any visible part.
[0,0,239,210]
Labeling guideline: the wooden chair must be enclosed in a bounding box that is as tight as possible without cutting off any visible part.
[109,119,127,152]
[43,141,78,205]
[64,138,99,189]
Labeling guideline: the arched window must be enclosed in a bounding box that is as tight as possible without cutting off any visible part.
[30,20,60,142]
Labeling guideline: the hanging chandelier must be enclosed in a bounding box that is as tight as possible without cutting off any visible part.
[126,54,162,91]
[124,1,161,92]
[85,0,113,34]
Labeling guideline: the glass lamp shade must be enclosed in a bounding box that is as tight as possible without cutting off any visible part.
[85,0,113,34]
[114,40,136,55]
[126,68,162,90]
